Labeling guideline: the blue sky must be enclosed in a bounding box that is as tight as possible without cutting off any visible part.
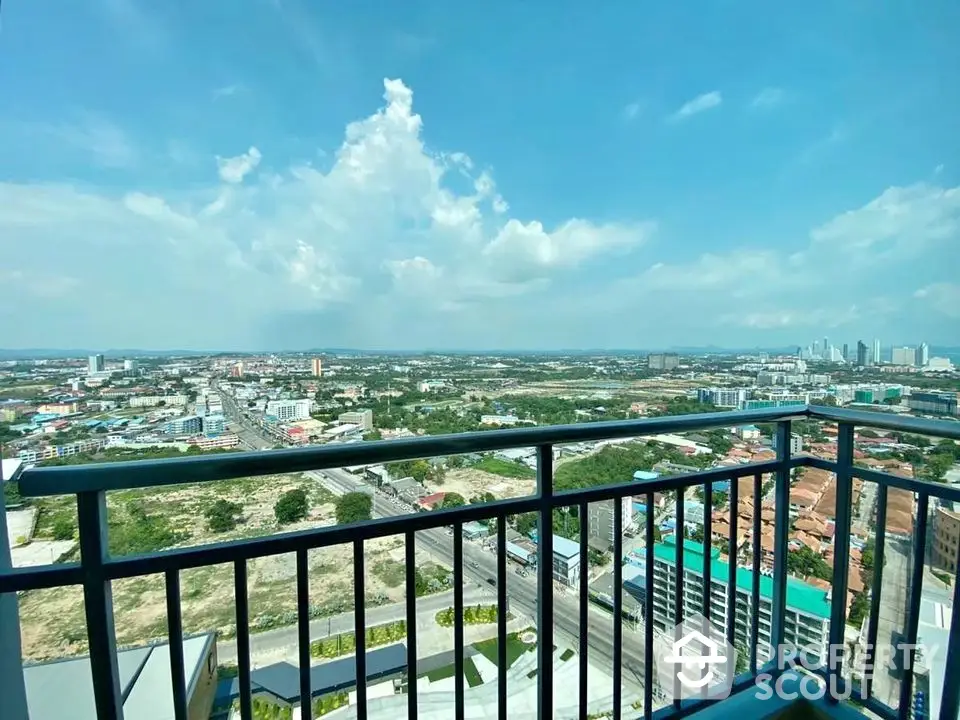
[1,0,958,351]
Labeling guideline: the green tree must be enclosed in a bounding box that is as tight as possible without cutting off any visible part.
[204,498,244,532]
[786,546,832,581]
[861,538,875,574]
[441,492,466,509]
[514,512,537,536]
[735,642,749,674]
[274,488,309,524]
[2,480,23,508]
[335,492,373,524]
[847,592,870,627]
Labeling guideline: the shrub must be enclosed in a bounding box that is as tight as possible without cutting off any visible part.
[204,498,243,532]
[51,516,75,541]
[274,489,309,524]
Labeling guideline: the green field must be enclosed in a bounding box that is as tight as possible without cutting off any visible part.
[473,628,536,668]
[473,457,536,479]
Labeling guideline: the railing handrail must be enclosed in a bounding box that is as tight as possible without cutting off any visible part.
[15,404,960,496]
[17,405,804,496]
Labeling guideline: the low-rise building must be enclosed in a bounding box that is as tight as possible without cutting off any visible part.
[552,534,581,586]
[588,498,635,549]
[338,409,373,432]
[165,415,203,435]
[265,399,312,422]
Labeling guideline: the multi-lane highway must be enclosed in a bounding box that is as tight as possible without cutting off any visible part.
[313,466,650,693]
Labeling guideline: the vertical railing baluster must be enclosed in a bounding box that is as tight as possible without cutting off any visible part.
[536,444,554,720]
[497,516,508,720]
[354,539,367,720]
[937,567,960,720]
[750,473,761,673]
[296,550,312,720]
[644,491,655,718]
[0,467,29,720]
[77,491,123,720]
[674,488,685,710]
[828,423,855,695]
[578,501,588,720]
[234,559,252,720]
[898,493,929,715]
[454,523,465,720]
[703,480,713,622]
[164,570,188,720]
[726,474,739,655]
[864,484,887,700]
[613,497,623,720]
[405,532,418,720]
[771,421,792,654]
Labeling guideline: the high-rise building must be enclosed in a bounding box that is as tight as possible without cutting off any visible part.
[122,359,138,375]
[697,387,747,408]
[88,354,105,374]
[873,339,881,365]
[229,362,244,378]
[265,399,312,422]
[647,353,679,371]
[842,343,849,362]
[823,337,829,358]
[856,341,868,367]
[311,357,323,377]
[892,346,916,366]
[917,342,930,367]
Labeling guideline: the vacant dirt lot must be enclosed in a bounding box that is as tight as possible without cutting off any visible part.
[17,473,415,661]
[424,468,536,502]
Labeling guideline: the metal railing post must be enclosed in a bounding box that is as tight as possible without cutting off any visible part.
[0,468,29,720]
[536,444,554,720]
[828,423,855,695]
[77,491,124,720]
[770,421,792,652]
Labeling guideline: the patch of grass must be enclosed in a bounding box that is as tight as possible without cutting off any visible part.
[309,620,406,659]
[424,663,456,682]
[464,657,483,688]
[473,457,536,479]
[372,559,406,589]
[473,628,536,668]
[560,648,575,662]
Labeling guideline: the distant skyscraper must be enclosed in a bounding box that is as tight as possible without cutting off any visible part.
[892,346,915,366]
[311,357,323,377]
[812,340,820,357]
[856,341,868,367]
[123,359,138,373]
[873,339,881,365]
[823,337,829,357]
[917,342,929,367]
[88,354,105,374]
[842,343,849,362]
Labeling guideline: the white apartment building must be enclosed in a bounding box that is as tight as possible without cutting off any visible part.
[127,395,189,408]
[265,399,312,422]
[697,387,747,408]
[552,534,581,586]
[649,537,831,663]
[773,432,804,456]
[587,499,635,549]
[891,346,916,366]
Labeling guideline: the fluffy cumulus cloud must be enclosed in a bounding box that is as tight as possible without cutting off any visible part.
[670,91,722,121]
[1,78,957,349]
[0,79,652,348]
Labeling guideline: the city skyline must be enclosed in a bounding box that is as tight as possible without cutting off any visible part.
[0,2,958,349]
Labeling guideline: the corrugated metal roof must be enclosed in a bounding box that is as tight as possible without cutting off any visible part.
[23,634,214,720]
[551,534,581,559]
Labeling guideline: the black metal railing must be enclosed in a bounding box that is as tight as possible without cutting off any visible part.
[2,406,960,719]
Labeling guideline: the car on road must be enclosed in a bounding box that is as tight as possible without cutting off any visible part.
[470,561,479,568]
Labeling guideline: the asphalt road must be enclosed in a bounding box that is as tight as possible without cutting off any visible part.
[314,466,651,693]
[214,381,274,450]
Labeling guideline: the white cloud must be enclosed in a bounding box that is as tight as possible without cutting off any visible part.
[750,87,784,109]
[213,84,246,99]
[622,102,642,121]
[809,183,960,258]
[0,78,654,348]
[216,147,262,184]
[670,91,722,121]
[30,113,137,168]
[915,283,960,318]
